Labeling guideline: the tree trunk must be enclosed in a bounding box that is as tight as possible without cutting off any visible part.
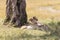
[4,0,27,27]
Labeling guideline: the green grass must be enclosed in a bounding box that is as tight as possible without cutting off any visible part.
[0,19,60,40]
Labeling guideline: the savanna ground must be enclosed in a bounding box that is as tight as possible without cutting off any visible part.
[0,0,60,40]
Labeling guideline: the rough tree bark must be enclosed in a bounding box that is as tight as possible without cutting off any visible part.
[4,0,27,27]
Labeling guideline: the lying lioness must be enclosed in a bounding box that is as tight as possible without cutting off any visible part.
[21,16,51,32]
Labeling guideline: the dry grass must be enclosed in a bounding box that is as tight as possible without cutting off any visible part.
[26,0,60,21]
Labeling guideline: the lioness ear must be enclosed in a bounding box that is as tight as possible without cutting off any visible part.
[29,18,33,22]
[33,16,38,21]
